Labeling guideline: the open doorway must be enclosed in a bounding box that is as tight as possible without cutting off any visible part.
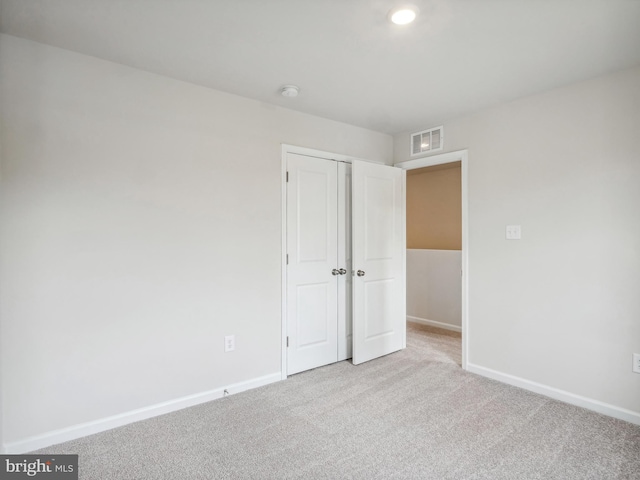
[407,162,461,331]
[406,162,462,364]
[396,150,469,369]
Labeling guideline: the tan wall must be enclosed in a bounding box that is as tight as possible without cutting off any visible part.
[406,162,461,250]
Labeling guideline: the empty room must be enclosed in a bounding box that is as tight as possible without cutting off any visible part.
[1,1,639,479]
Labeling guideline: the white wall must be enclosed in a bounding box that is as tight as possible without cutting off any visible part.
[407,249,461,331]
[0,34,393,450]
[396,66,640,419]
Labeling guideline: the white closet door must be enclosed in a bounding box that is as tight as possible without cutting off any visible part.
[286,153,339,375]
[352,160,406,365]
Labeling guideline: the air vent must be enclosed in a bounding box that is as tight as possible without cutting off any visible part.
[411,126,443,156]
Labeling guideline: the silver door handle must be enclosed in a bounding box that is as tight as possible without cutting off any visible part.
[357,270,365,277]
[338,268,347,275]
[332,269,340,276]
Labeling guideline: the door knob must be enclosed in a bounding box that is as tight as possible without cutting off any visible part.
[332,269,340,276]
[338,268,347,275]
[357,270,365,277]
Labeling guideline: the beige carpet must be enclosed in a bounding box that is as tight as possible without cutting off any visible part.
[35,322,640,479]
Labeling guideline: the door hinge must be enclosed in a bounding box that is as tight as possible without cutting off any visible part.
[286,254,289,265]
[286,336,289,347]
[286,171,289,182]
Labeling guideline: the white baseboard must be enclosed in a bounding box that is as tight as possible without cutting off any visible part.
[407,316,462,333]
[3,372,282,454]
[466,363,640,426]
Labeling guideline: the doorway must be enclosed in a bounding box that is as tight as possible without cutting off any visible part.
[406,162,462,332]
[396,150,469,369]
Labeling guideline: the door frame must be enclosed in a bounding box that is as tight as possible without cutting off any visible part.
[395,149,469,370]
[280,144,385,380]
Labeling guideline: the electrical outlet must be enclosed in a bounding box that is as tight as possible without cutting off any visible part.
[633,353,640,374]
[506,225,521,240]
[225,335,235,352]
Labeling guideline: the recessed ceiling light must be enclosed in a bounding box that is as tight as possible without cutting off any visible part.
[388,5,419,25]
[281,85,300,98]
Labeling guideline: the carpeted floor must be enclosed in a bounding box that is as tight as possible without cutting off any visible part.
[35,322,640,479]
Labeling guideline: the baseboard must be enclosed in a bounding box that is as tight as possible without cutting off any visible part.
[407,316,462,333]
[2,372,282,454]
[466,363,640,426]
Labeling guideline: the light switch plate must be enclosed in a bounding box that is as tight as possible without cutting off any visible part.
[633,353,640,374]
[506,225,521,240]
[225,335,235,352]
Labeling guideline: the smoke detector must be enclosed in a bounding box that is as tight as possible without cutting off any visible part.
[281,85,300,98]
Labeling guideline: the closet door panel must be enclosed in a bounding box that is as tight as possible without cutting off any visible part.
[352,160,406,365]
[286,153,339,375]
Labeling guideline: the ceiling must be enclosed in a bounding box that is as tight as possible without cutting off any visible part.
[2,0,639,135]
